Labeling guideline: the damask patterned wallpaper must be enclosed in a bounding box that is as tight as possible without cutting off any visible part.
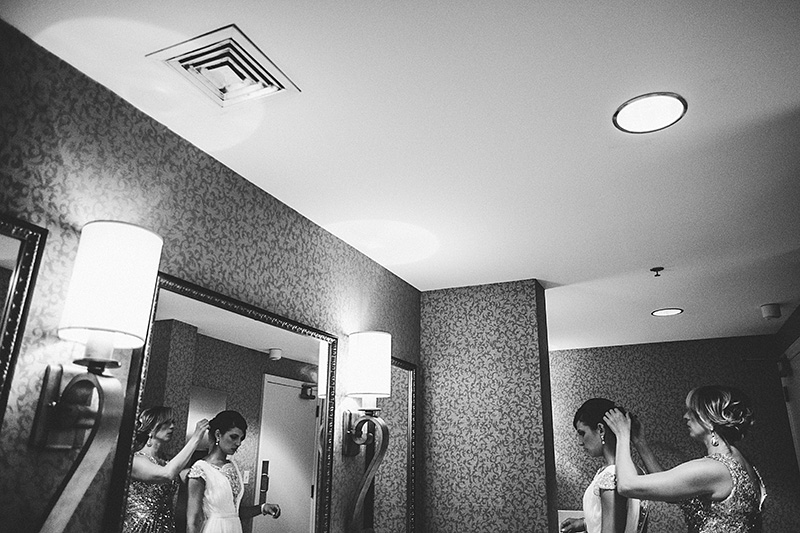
[375,362,412,533]
[419,280,552,532]
[551,336,800,532]
[0,20,420,533]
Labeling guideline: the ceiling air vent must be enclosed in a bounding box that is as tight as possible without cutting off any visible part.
[147,24,299,107]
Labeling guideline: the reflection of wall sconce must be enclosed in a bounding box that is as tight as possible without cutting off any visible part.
[342,331,391,533]
[30,221,162,533]
[300,383,316,399]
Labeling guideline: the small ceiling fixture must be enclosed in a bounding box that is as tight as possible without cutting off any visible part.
[760,303,781,320]
[613,92,687,133]
[651,307,683,317]
[650,266,664,277]
[147,24,299,107]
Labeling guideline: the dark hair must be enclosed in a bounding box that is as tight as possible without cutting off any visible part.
[686,385,754,444]
[133,406,174,452]
[210,410,248,440]
[573,398,629,447]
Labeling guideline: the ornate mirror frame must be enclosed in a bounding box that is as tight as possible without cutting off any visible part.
[0,214,47,428]
[374,357,416,532]
[103,273,338,532]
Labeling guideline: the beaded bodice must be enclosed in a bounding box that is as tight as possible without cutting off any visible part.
[122,453,178,533]
[209,461,242,504]
[678,453,765,533]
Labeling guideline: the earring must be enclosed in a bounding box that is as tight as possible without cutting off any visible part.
[600,433,605,445]
[215,437,220,446]
[710,431,719,447]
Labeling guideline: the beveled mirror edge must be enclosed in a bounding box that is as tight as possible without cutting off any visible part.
[391,356,417,533]
[0,213,48,429]
[103,272,339,533]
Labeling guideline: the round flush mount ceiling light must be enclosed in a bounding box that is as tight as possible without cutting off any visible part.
[651,307,684,317]
[613,92,687,133]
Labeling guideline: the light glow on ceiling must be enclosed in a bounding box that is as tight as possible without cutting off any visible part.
[323,219,440,267]
[613,92,687,133]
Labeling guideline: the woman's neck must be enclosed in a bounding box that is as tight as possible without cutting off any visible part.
[602,446,616,466]
[705,436,731,455]
[206,447,228,465]
[142,439,163,457]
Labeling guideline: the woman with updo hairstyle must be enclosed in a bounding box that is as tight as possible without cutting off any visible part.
[560,399,648,533]
[122,406,209,533]
[186,410,280,533]
[604,385,766,533]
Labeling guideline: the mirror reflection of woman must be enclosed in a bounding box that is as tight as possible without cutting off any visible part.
[123,406,210,533]
[186,410,280,533]
[560,399,648,533]
[604,385,766,533]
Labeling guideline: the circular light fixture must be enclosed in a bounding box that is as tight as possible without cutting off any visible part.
[651,307,683,317]
[613,92,687,133]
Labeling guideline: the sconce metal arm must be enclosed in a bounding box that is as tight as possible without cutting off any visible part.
[344,410,389,533]
[33,365,124,533]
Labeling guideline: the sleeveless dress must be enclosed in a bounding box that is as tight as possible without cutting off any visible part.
[188,459,244,533]
[583,464,649,533]
[678,453,766,533]
[122,452,178,533]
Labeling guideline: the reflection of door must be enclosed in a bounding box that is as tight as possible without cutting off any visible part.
[255,375,318,533]
[783,340,800,472]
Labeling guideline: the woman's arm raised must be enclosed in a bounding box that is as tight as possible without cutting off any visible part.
[629,413,664,474]
[131,419,209,483]
[604,409,731,502]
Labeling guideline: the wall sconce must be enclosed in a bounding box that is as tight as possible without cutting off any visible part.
[30,220,163,533]
[343,331,391,533]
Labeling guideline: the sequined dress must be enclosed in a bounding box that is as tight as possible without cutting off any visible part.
[679,453,766,533]
[188,459,244,533]
[122,452,178,533]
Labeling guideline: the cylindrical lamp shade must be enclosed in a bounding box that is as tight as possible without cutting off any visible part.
[347,331,391,398]
[58,221,163,350]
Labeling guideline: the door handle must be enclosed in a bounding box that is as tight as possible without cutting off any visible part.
[259,460,269,504]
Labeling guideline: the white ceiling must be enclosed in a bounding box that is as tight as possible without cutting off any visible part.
[156,289,323,364]
[4,1,800,351]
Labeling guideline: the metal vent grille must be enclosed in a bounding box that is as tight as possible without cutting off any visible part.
[147,24,299,107]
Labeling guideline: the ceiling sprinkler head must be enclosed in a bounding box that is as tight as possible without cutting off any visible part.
[650,267,664,277]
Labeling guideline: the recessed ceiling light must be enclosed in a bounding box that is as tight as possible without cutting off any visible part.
[651,307,683,317]
[613,92,687,133]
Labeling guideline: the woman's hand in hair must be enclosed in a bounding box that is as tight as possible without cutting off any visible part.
[189,419,210,443]
[603,409,631,441]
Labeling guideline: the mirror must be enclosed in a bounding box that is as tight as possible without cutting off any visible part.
[374,357,416,533]
[0,214,47,428]
[106,273,337,533]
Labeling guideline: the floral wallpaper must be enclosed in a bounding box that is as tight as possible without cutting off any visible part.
[0,19,420,533]
[375,362,412,533]
[419,280,551,532]
[550,336,800,532]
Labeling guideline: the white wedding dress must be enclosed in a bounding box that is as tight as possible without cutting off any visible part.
[583,464,648,533]
[188,460,244,533]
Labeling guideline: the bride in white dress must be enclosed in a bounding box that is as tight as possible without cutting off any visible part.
[186,411,281,533]
[560,399,648,533]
